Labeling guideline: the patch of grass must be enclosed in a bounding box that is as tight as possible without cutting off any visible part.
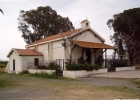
[100,85,140,96]
[0,79,12,88]
[29,72,64,79]
[131,79,140,88]
[0,71,5,75]
[102,86,132,92]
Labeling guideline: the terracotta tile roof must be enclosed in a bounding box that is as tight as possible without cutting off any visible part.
[27,29,81,46]
[15,49,42,56]
[73,41,116,49]
[81,19,88,23]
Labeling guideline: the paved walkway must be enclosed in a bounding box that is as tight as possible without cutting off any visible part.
[90,70,140,78]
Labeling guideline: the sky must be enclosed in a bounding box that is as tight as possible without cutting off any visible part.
[0,0,140,60]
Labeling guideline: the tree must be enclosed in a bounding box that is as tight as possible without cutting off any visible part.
[107,8,140,66]
[118,39,124,60]
[18,6,74,44]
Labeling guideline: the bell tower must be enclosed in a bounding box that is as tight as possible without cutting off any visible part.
[81,19,90,28]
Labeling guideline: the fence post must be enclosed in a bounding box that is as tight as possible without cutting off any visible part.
[63,59,64,70]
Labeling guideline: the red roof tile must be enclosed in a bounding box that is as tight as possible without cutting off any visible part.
[27,29,81,46]
[15,49,42,56]
[73,41,116,49]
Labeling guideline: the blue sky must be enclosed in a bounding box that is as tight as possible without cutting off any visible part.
[0,0,140,60]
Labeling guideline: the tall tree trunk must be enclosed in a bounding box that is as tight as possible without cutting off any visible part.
[129,54,134,66]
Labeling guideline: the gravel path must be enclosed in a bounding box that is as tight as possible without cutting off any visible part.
[0,74,139,100]
[77,77,138,90]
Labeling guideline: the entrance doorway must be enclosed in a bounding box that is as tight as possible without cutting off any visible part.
[13,59,15,71]
[86,49,91,63]
[34,58,39,66]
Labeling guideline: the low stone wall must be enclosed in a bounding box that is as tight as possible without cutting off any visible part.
[63,68,107,79]
[28,69,55,74]
[116,66,135,72]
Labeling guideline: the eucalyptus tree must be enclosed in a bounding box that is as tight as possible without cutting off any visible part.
[18,6,74,44]
[107,8,140,65]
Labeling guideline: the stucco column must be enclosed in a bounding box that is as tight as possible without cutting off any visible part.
[48,42,53,61]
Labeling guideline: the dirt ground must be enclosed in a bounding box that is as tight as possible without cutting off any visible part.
[0,67,5,71]
[0,73,140,100]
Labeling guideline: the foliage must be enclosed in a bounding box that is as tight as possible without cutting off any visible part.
[0,71,5,75]
[30,72,63,79]
[0,79,7,88]
[109,59,128,68]
[118,39,125,59]
[0,60,8,68]
[78,57,86,64]
[46,61,56,70]
[65,58,73,65]
[107,8,140,65]
[0,60,8,64]
[18,6,74,44]
[0,79,12,88]
[66,63,76,71]
[0,64,6,68]
[93,64,102,70]
[131,79,140,88]
[20,70,29,74]
[95,56,104,66]
[66,63,101,71]
[113,61,128,67]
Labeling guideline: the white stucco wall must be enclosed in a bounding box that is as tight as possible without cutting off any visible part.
[72,46,82,61]
[73,31,103,43]
[37,43,48,63]
[52,40,65,60]
[21,56,43,71]
[8,51,43,73]
[9,51,22,73]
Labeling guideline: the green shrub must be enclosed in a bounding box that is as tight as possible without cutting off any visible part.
[93,64,101,70]
[66,63,76,71]
[95,56,104,66]
[0,64,6,68]
[66,63,102,71]
[82,63,92,71]
[113,61,127,67]
[20,70,29,74]
[75,63,85,70]
[46,61,57,70]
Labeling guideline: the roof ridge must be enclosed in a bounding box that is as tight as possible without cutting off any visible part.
[27,28,81,46]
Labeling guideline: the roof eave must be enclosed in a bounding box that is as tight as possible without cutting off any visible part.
[26,37,64,48]
[7,48,20,57]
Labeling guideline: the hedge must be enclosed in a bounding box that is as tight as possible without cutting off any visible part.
[66,63,101,71]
